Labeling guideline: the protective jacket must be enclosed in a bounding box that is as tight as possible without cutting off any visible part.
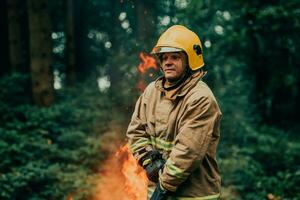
[126,71,222,200]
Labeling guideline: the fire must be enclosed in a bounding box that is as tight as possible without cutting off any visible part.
[92,144,148,200]
[121,145,148,200]
[137,52,159,92]
[137,52,158,74]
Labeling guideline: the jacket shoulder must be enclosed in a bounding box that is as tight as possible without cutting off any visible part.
[188,81,214,99]
[186,81,220,109]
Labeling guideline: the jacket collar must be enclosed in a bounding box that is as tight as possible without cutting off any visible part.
[155,70,205,100]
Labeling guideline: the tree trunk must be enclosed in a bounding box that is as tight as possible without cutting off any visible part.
[65,0,76,86]
[0,0,9,77]
[27,0,54,106]
[107,0,122,93]
[74,0,88,82]
[135,0,156,48]
[7,0,23,72]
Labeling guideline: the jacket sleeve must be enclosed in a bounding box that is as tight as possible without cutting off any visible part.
[159,95,221,192]
[126,91,154,164]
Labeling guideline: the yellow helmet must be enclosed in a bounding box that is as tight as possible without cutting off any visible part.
[151,25,204,70]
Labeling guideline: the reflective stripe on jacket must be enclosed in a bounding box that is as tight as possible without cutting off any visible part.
[127,71,222,199]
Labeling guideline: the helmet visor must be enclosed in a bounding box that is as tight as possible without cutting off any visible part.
[151,46,183,54]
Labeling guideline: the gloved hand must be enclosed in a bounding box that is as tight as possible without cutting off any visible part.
[150,183,169,200]
[145,157,165,182]
[138,150,165,182]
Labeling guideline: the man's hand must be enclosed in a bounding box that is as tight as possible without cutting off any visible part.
[138,150,165,182]
[145,157,165,182]
[150,183,169,200]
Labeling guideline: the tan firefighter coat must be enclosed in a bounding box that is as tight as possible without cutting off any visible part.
[126,71,222,200]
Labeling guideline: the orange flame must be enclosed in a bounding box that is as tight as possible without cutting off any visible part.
[137,52,158,74]
[137,52,159,92]
[92,144,148,200]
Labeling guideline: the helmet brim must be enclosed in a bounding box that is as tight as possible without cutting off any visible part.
[151,46,183,54]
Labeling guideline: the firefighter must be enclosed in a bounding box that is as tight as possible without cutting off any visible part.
[126,25,222,200]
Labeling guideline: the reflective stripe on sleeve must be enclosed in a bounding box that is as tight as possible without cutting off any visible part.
[150,136,174,151]
[147,186,155,199]
[130,136,174,154]
[175,193,220,200]
[147,186,220,200]
[130,138,151,152]
[165,159,189,180]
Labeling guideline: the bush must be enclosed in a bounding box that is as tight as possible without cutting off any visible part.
[0,74,112,199]
[219,126,300,200]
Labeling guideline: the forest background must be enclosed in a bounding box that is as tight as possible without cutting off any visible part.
[0,0,300,199]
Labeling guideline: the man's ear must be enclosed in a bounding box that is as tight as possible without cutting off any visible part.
[180,52,189,67]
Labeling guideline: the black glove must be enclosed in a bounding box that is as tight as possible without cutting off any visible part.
[150,183,169,200]
[145,157,165,182]
[138,150,165,182]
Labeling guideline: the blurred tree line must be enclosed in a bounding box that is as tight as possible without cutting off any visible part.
[0,0,299,199]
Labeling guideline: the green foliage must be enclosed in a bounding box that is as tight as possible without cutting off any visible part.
[0,73,31,106]
[0,74,109,200]
[219,126,300,199]
[227,0,300,126]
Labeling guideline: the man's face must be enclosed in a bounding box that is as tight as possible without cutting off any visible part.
[161,52,187,82]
